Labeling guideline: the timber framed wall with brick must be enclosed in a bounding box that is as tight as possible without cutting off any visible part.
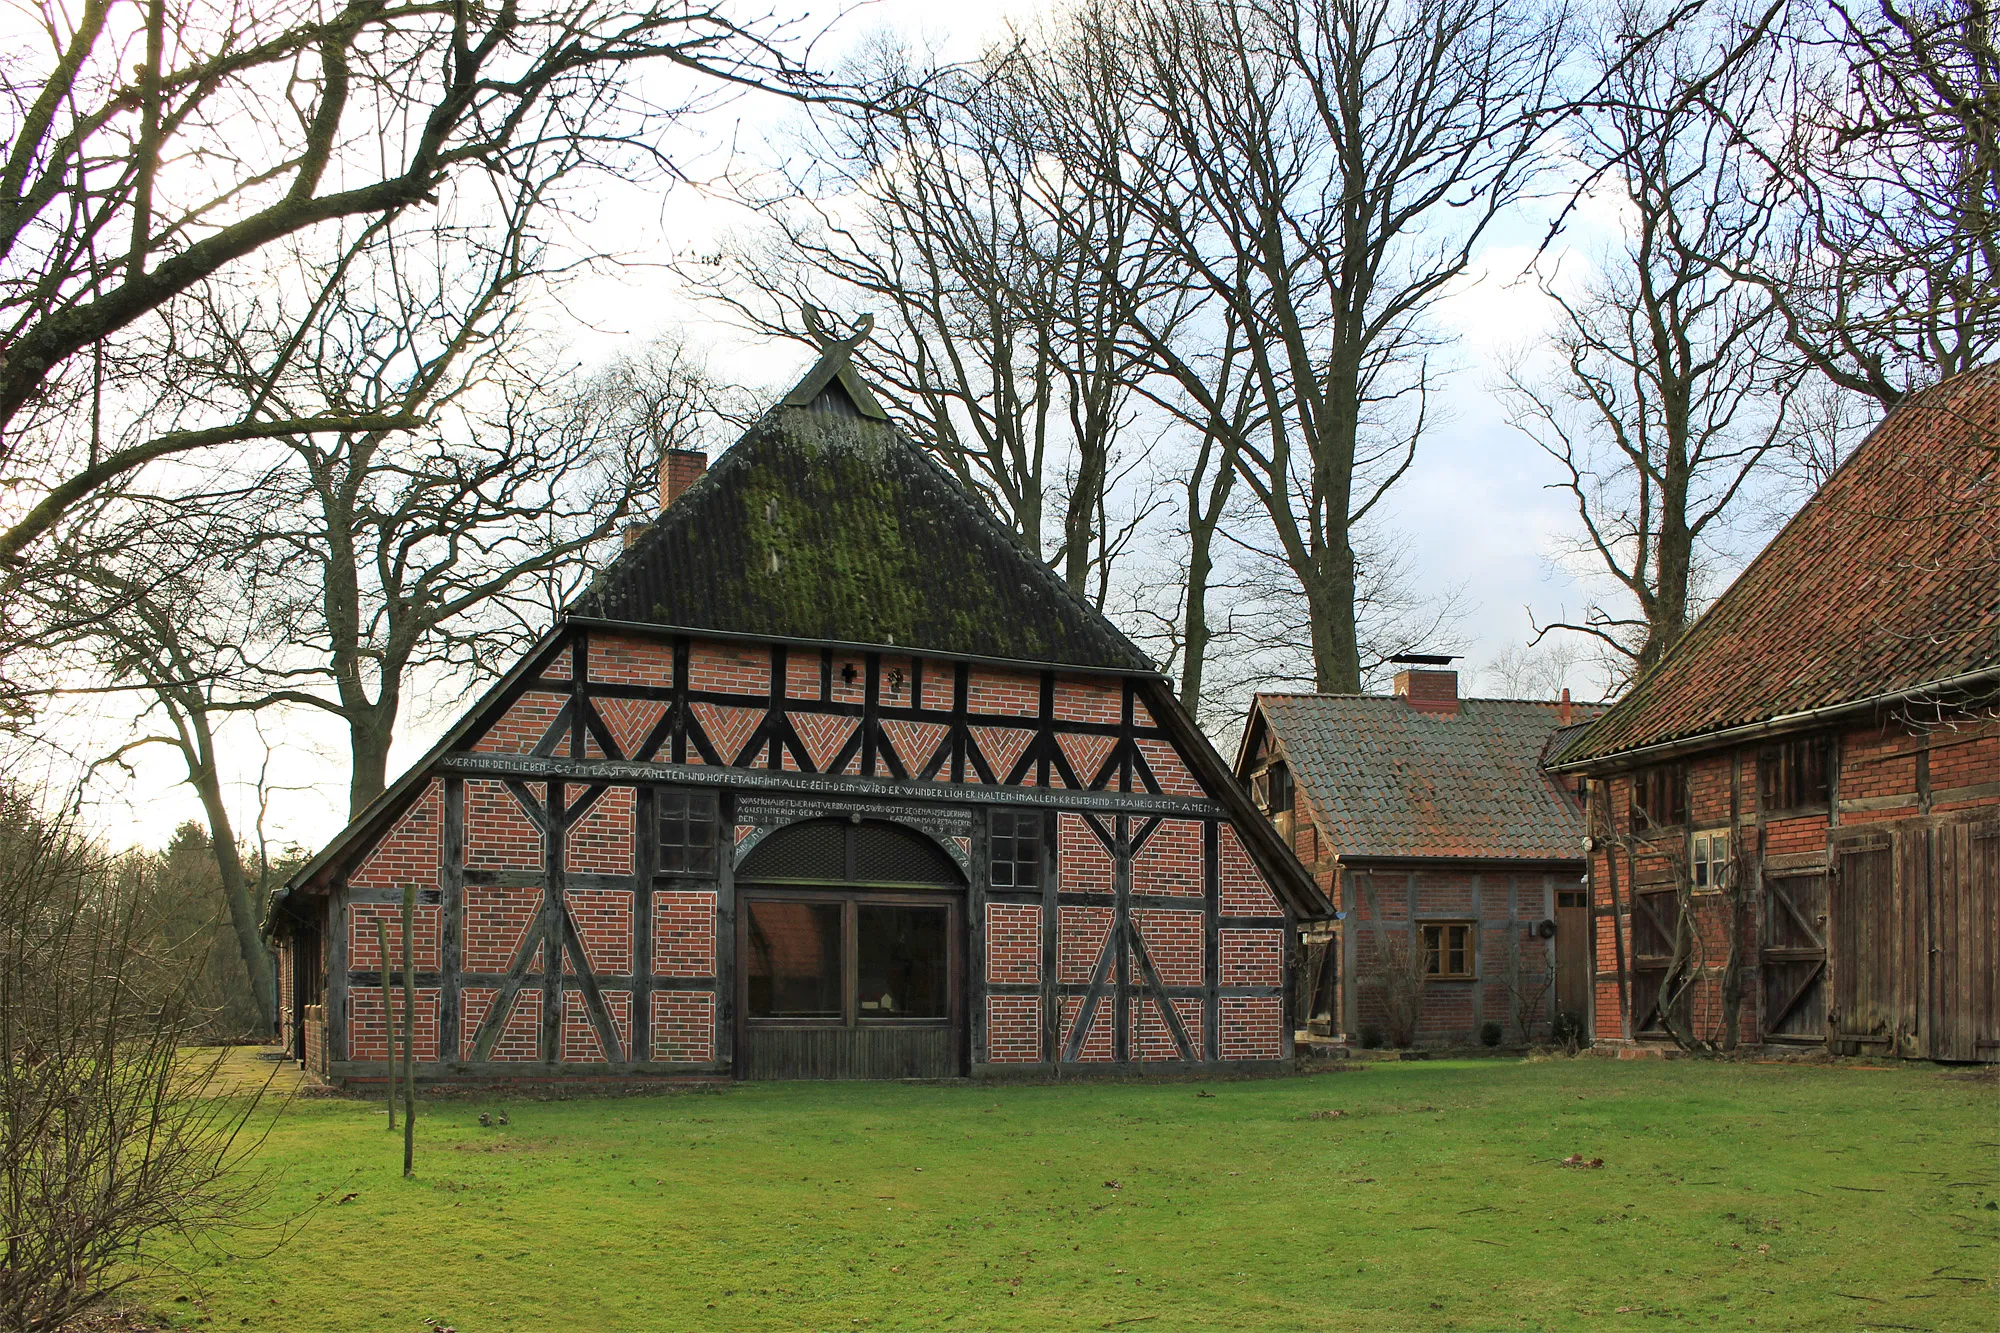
[275,624,1295,1083]
[1338,862,1579,1045]
[1584,711,1999,1061]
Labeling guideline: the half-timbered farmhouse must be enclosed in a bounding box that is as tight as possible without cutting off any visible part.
[1237,662,1605,1046]
[265,332,1326,1084]
[1546,366,2000,1062]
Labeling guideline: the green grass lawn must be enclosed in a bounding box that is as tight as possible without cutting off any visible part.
[144,1057,1997,1331]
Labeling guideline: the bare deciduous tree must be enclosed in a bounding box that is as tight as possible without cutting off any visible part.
[0,0,822,573]
[693,34,1171,602]
[1506,1,1802,680]
[1110,0,1565,692]
[1732,0,2000,406]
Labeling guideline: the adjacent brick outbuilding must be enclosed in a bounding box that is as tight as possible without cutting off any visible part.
[1238,667,1604,1046]
[1547,365,1999,1062]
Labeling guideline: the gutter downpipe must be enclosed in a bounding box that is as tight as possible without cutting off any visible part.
[1549,666,2000,775]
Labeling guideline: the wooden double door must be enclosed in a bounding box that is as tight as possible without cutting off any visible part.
[1827,821,1999,1063]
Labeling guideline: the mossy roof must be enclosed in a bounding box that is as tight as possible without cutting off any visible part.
[570,360,1158,673]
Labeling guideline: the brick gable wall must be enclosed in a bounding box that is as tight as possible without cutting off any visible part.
[291,629,1294,1084]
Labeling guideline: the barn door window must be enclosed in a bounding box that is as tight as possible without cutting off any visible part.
[744,892,956,1028]
[745,900,844,1019]
[658,790,719,875]
[1630,764,1687,832]
[1758,738,1831,814]
[988,810,1043,889]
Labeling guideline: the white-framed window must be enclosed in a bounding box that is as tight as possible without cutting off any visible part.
[1692,830,1730,891]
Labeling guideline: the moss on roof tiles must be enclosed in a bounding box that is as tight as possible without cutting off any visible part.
[571,384,1155,673]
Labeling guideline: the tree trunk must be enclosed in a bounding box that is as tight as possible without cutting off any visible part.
[1304,541,1362,693]
[349,708,395,818]
[185,717,277,1027]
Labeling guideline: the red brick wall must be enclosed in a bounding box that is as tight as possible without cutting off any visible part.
[464,886,540,974]
[1586,714,1999,1049]
[347,988,441,1062]
[1220,927,1282,985]
[561,990,633,1063]
[651,992,714,1062]
[1133,910,1203,986]
[1219,826,1281,915]
[1060,815,1114,894]
[1132,820,1203,898]
[1058,906,1112,983]
[1060,996,1114,1061]
[987,996,1042,1062]
[347,903,441,972]
[686,641,768,695]
[653,892,716,976]
[563,890,632,975]
[466,780,543,870]
[473,692,566,754]
[1221,997,1282,1059]
[590,635,673,689]
[349,782,442,889]
[986,904,1041,985]
[566,786,634,874]
[966,668,1038,716]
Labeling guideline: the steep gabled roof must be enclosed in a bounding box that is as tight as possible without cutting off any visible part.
[569,353,1154,674]
[269,340,1331,925]
[1249,693,1604,862]
[1557,365,2000,769]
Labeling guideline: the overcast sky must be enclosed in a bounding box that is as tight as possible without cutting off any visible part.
[64,0,1750,855]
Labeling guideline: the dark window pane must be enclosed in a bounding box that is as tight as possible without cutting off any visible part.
[745,901,843,1018]
[989,810,1040,890]
[1422,925,1442,975]
[856,904,949,1019]
[660,790,718,875]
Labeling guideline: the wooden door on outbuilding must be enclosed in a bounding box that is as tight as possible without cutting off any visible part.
[1829,821,1998,1063]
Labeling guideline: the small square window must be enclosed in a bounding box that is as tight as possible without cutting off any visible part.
[1692,831,1730,890]
[989,810,1043,890]
[1420,922,1475,980]
[658,790,718,875]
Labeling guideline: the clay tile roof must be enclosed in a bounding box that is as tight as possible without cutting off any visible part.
[1558,364,2000,768]
[1254,693,1605,862]
[569,345,1155,674]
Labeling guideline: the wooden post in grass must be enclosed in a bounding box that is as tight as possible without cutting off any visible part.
[376,919,396,1131]
[401,882,417,1178]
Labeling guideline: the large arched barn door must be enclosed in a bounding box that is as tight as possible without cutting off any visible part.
[736,819,966,1079]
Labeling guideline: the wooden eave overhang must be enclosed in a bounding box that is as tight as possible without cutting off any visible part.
[1545,665,2000,777]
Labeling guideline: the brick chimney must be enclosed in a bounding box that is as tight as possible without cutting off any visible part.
[1557,686,1573,727]
[659,448,708,510]
[1391,654,1459,715]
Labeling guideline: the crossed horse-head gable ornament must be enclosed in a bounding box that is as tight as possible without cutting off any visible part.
[785,306,889,420]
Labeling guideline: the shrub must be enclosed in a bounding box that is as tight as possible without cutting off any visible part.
[1373,931,1427,1048]
[1550,1010,1586,1052]
[1479,1020,1504,1047]
[1359,1025,1384,1049]
[0,789,273,1332]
